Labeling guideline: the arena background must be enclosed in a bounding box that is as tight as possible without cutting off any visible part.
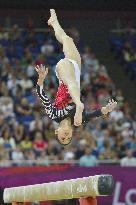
[0,0,136,205]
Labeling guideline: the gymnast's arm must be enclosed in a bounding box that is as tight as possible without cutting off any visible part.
[82,109,102,123]
[36,84,54,110]
[35,65,54,109]
[35,65,59,119]
[35,65,74,122]
[82,99,117,123]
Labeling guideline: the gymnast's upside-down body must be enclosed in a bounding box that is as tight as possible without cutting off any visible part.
[35,9,117,145]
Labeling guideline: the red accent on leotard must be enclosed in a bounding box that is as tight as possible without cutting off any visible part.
[54,82,72,108]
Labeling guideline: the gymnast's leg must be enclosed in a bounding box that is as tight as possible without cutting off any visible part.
[48,9,84,126]
[79,197,97,205]
[48,9,81,63]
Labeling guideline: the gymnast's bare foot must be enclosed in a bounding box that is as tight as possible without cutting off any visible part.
[74,103,84,126]
[48,9,58,26]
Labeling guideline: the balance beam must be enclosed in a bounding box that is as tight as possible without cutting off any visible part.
[3,175,114,203]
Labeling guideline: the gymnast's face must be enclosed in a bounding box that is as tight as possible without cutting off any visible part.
[55,124,73,145]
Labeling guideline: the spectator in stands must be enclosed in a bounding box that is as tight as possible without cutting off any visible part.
[24,149,36,161]
[41,40,55,56]
[45,139,60,157]
[0,95,14,118]
[75,139,86,159]
[33,131,47,156]
[7,73,20,95]
[11,146,24,163]
[99,140,116,160]
[96,87,110,105]
[114,134,126,159]
[18,72,33,90]
[0,111,5,129]
[0,148,10,167]
[110,30,136,80]
[120,149,136,166]
[10,24,20,41]
[21,134,32,150]
[37,151,49,165]
[35,53,45,66]
[21,48,33,67]
[13,124,24,145]
[109,106,124,121]
[82,47,99,74]
[98,64,109,82]
[0,127,16,150]
[115,89,124,108]
[123,41,136,62]
[26,59,35,79]
[25,30,36,47]
[79,147,98,167]
[63,146,75,161]
[15,97,33,123]
[29,113,43,132]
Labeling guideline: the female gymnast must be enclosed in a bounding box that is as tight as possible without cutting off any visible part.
[35,9,117,145]
[47,9,84,127]
[36,65,117,146]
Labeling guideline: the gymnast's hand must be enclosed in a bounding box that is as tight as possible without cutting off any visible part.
[35,64,48,86]
[101,99,117,115]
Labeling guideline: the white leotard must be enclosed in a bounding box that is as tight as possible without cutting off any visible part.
[56,58,80,88]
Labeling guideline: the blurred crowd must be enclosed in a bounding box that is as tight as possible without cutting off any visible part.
[109,26,136,80]
[0,23,136,167]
